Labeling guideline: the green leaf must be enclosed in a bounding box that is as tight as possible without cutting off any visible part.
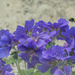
[30,71,42,75]
[5,58,16,65]
[18,69,25,75]
[45,41,55,50]
[25,68,34,75]
[18,58,23,63]
[72,71,75,75]
[10,51,18,59]
[43,69,51,75]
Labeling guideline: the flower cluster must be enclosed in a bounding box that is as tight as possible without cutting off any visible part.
[0,30,14,75]
[0,18,75,75]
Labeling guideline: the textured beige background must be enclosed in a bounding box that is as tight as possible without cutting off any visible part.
[0,0,75,32]
[0,0,75,75]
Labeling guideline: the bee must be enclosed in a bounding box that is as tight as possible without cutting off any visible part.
[69,18,75,22]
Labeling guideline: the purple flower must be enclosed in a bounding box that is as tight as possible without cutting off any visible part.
[33,20,49,34]
[63,39,74,56]
[38,54,72,74]
[32,33,52,47]
[38,56,56,73]
[42,45,65,60]
[13,19,34,41]
[58,18,69,29]
[60,27,75,56]
[0,59,14,75]
[13,20,52,47]
[60,27,75,44]
[18,38,46,69]
[0,29,12,58]
[27,55,40,69]
[13,25,26,41]
[38,45,68,73]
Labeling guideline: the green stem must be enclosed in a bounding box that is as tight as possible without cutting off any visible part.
[12,46,22,75]
[24,61,27,74]
[15,60,21,75]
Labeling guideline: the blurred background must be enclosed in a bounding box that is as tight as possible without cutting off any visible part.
[0,0,75,33]
[0,0,75,74]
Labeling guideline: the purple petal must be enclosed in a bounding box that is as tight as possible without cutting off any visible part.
[0,59,2,70]
[17,43,29,52]
[0,48,9,58]
[27,62,35,69]
[42,50,55,60]
[69,27,75,37]
[39,34,51,42]
[49,45,65,60]
[38,63,51,73]
[54,68,65,75]
[65,56,75,61]
[19,33,29,43]
[2,64,13,74]
[58,18,69,27]
[26,38,36,50]
[0,41,5,47]
[5,71,14,75]
[50,66,58,74]
[35,46,46,57]
[39,56,51,63]
[36,39,46,47]
[25,19,34,32]
[49,31,57,36]
[18,53,30,62]
[1,35,9,42]
[13,25,25,35]
[31,55,40,65]
[13,25,25,40]
[0,29,9,38]
[63,65,72,75]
